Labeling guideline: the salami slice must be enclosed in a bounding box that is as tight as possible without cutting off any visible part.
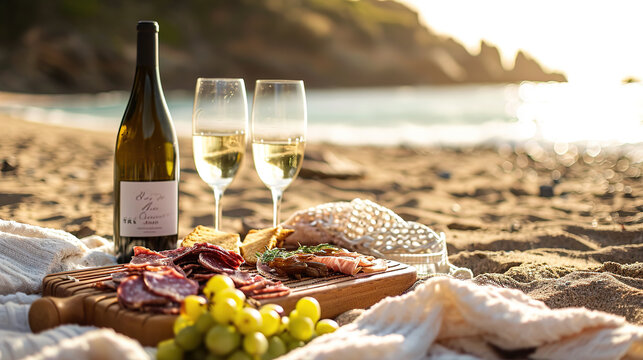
[143,268,198,303]
[117,276,169,309]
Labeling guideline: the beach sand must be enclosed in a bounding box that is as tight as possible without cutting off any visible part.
[1,115,641,325]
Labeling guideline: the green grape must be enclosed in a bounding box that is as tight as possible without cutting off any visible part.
[226,350,252,360]
[204,275,235,299]
[261,336,287,360]
[233,307,262,334]
[156,339,183,360]
[204,353,225,360]
[205,324,241,356]
[288,316,314,341]
[260,304,284,316]
[195,312,216,333]
[173,315,193,335]
[288,309,300,321]
[211,297,238,325]
[242,331,268,356]
[279,316,290,333]
[175,325,202,351]
[214,288,246,309]
[181,295,207,322]
[258,309,280,336]
[295,297,321,324]
[286,339,305,351]
[315,319,339,335]
[278,331,294,345]
[184,347,209,360]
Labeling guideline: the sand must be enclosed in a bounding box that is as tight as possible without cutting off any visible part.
[1,115,641,325]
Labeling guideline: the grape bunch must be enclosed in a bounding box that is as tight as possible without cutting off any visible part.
[156,275,339,360]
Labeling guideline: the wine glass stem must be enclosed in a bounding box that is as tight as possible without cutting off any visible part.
[270,188,283,227]
[213,187,224,230]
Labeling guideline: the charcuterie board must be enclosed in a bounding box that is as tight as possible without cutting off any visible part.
[29,260,416,346]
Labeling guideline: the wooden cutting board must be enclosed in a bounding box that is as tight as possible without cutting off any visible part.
[29,261,416,346]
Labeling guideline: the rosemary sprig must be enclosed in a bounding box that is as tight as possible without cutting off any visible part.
[258,248,294,263]
[258,243,339,263]
[297,243,339,254]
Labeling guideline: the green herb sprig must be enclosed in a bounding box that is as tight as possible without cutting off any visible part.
[258,243,339,263]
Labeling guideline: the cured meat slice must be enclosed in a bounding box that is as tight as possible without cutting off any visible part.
[190,272,254,287]
[191,273,216,281]
[117,276,169,309]
[310,255,360,275]
[141,304,180,315]
[198,252,234,273]
[178,243,244,269]
[158,247,190,259]
[360,258,388,273]
[238,278,272,295]
[143,268,198,302]
[226,272,258,287]
[111,271,130,283]
[238,276,290,298]
[251,289,291,300]
[253,284,290,295]
[93,280,117,291]
[197,254,257,286]
[130,247,173,268]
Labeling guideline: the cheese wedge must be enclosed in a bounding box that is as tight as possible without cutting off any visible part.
[240,226,294,264]
[181,225,241,253]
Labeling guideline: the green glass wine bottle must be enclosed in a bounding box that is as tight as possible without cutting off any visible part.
[114,21,179,263]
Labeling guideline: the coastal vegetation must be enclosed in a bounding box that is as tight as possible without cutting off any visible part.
[0,0,565,93]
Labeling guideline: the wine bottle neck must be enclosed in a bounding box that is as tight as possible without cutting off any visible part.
[136,29,158,68]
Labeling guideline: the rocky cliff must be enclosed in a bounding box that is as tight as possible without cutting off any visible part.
[0,0,566,93]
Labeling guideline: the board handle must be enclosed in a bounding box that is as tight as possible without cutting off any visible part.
[29,294,85,332]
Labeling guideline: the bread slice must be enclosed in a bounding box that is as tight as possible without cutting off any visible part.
[240,226,294,264]
[181,225,241,253]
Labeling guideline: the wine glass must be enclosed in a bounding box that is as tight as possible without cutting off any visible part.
[192,78,248,230]
[251,80,307,227]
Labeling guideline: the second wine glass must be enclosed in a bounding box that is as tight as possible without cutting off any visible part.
[192,78,248,230]
[251,80,307,227]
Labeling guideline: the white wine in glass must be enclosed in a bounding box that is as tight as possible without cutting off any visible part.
[251,80,307,227]
[192,78,248,230]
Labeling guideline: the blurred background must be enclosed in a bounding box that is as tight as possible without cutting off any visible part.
[0,0,642,148]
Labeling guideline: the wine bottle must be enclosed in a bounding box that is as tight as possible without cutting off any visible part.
[114,21,179,263]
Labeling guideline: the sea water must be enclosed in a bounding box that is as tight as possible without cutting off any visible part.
[2,82,642,150]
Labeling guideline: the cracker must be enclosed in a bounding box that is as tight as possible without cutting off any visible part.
[181,225,241,253]
[240,226,294,264]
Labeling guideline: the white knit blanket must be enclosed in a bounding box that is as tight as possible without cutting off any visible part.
[0,219,151,359]
[283,277,643,360]
[2,219,642,359]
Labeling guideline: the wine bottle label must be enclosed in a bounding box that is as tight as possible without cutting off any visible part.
[119,180,178,237]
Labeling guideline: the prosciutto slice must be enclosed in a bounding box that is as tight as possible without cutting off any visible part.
[310,255,360,275]
[143,268,198,302]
